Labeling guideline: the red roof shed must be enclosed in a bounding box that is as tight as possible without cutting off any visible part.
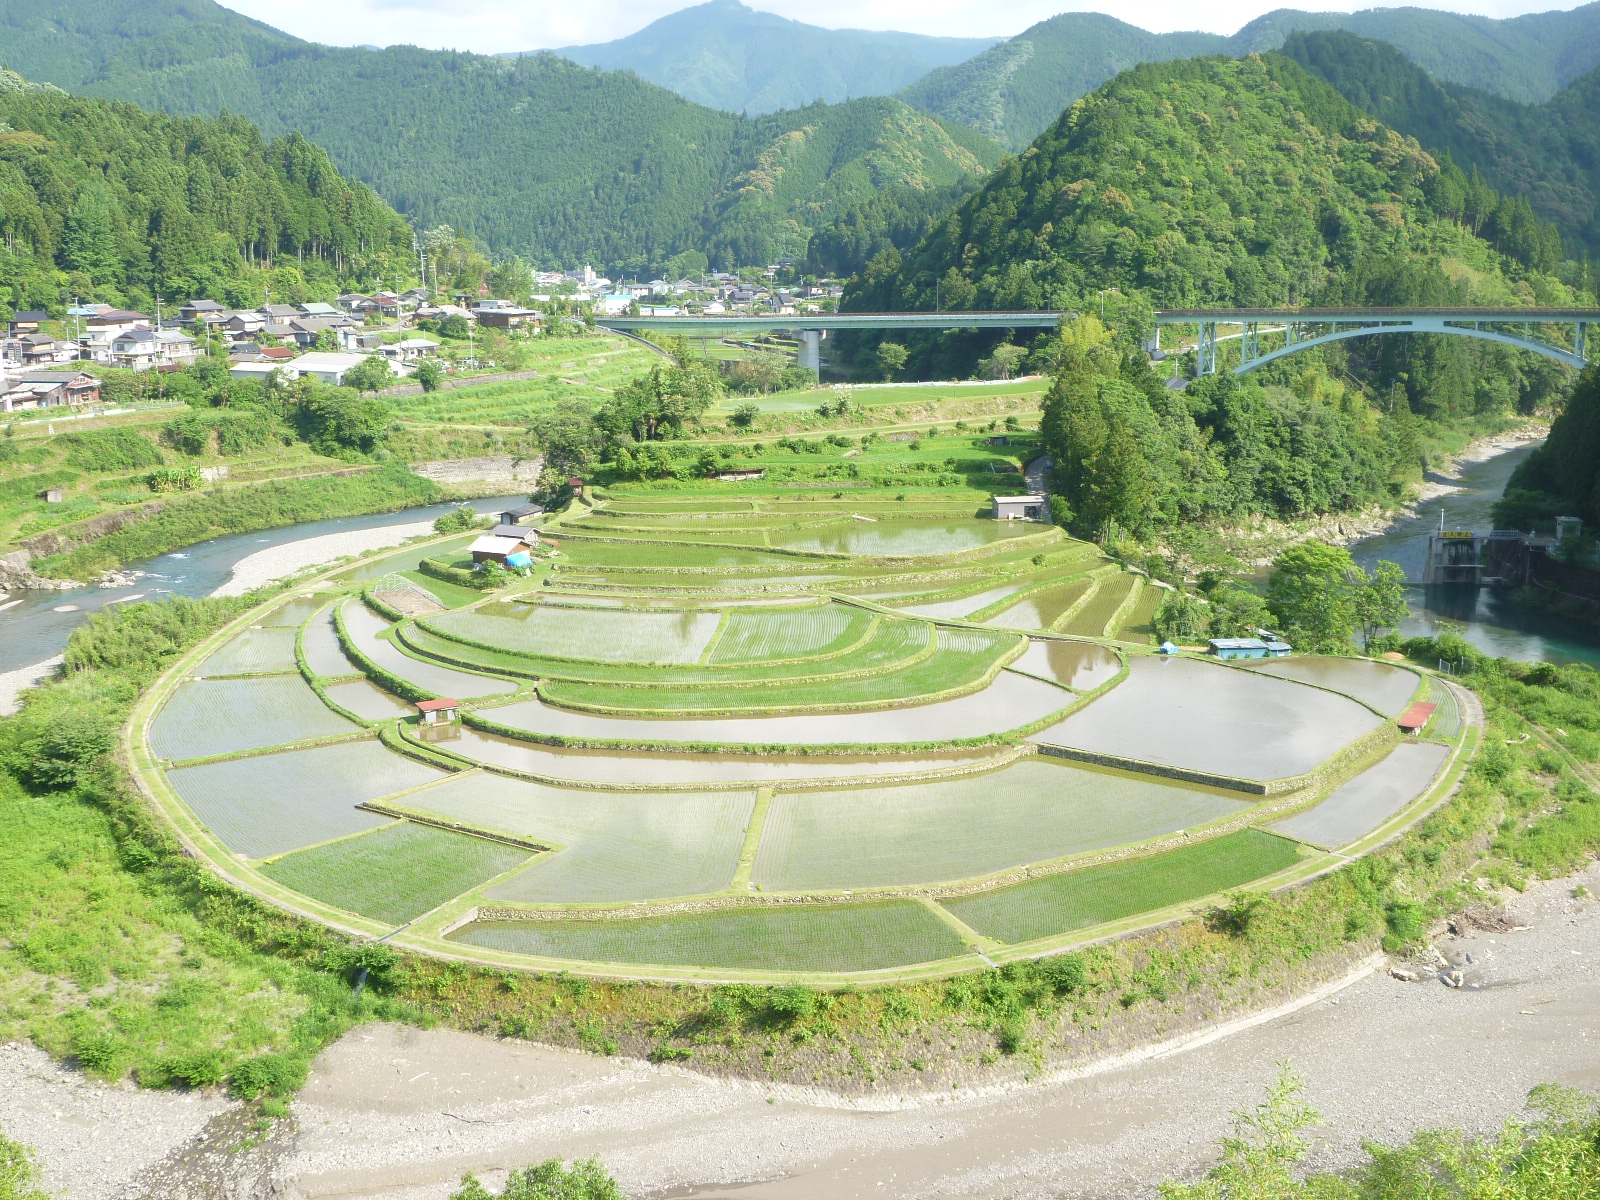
[1397,701,1436,734]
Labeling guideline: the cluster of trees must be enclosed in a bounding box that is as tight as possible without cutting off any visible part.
[529,343,725,501]
[0,70,414,317]
[1497,366,1600,528]
[1037,317,1423,541]
[1283,30,1600,261]
[843,53,1584,384]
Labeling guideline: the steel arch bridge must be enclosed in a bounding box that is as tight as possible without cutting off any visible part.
[1157,308,1597,375]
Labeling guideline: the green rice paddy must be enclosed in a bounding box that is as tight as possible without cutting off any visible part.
[151,675,357,761]
[452,900,969,972]
[754,760,1248,890]
[400,773,754,903]
[944,830,1305,944]
[144,487,1443,979]
[262,822,531,924]
[165,739,444,858]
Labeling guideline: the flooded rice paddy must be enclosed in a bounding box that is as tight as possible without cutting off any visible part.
[484,668,1072,746]
[769,519,1036,557]
[401,774,754,903]
[895,583,1027,620]
[1030,656,1383,783]
[151,675,357,761]
[165,739,443,858]
[430,602,723,665]
[196,626,300,677]
[1241,656,1423,717]
[1269,742,1452,849]
[430,726,1003,787]
[983,577,1098,631]
[323,679,416,722]
[342,602,517,698]
[753,759,1247,890]
[301,609,362,677]
[1009,640,1121,690]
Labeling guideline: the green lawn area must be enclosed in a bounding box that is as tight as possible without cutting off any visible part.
[713,378,1049,414]
[943,830,1305,944]
[452,900,969,972]
[261,823,531,924]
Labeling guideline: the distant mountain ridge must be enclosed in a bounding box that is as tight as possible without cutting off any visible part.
[899,3,1600,149]
[0,0,1005,273]
[548,0,997,115]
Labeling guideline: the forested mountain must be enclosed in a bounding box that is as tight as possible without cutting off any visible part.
[0,0,1003,273]
[0,69,413,316]
[848,52,1582,413]
[550,0,996,116]
[1281,31,1600,261]
[898,3,1600,150]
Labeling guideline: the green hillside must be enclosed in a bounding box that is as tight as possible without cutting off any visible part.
[1281,30,1600,260]
[848,51,1583,420]
[0,0,1004,273]
[552,0,997,116]
[900,3,1600,150]
[0,69,412,315]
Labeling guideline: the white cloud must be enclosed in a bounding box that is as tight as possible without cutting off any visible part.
[219,0,1592,53]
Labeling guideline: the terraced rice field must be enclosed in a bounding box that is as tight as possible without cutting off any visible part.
[1244,656,1422,716]
[301,609,361,677]
[754,760,1247,890]
[400,773,753,902]
[165,739,444,858]
[484,667,1071,747]
[145,491,1456,980]
[151,675,358,761]
[198,626,300,677]
[769,519,1039,557]
[341,602,517,698]
[540,626,1016,713]
[323,679,415,721]
[431,726,1004,787]
[984,576,1099,632]
[262,823,532,924]
[944,830,1304,944]
[452,901,969,972]
[1269,742,1451,849]
[1009,640,1121,690]
[1058,573,1138,637]
[704,603,871,663]
[1030,656,1383,783]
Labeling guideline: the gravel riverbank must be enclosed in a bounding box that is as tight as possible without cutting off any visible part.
[211,520,436,597]
[6,861,1595,1200]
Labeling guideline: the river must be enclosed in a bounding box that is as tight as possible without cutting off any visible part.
[1349,442,1600,668]
[0,494,525,675]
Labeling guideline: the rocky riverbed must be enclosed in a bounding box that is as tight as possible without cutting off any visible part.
[5,859,1596,1200]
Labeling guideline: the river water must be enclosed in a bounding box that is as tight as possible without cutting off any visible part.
[1349,443,1600,668]
[0,494,524,674]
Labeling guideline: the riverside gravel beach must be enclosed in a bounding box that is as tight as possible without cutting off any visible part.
[4,860,1596,1200]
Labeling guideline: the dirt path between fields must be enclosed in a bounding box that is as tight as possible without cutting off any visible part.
[8,859,1593,1200]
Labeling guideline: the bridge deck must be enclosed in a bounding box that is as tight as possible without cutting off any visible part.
[1158,307,1600,322]
[595,311,1066,332]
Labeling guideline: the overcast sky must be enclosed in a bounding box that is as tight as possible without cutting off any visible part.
[219,0,1589,53]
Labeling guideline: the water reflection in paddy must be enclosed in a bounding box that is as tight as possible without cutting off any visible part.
[1010,640,1121,691]
[1030,656,1382,782]
[895,583,1026,620]
[984,577,1097,631]
[484,670,1071,746]
[770,520,1035,557]
[1241,656,1422,717]
[432,726,1006,786]
[1269,742,1451,849]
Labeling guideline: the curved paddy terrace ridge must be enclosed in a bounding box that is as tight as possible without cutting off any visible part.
[129,491,1479,983]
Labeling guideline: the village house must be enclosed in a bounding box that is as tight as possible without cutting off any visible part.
[223,312,267,339]
[993,494,1045,521]
[0,371,101,412]
[473,300,542,329]
[296,301,340,319]
[380,337,440,362]
[7,311,49,335]
[470,532,536,568]
[288,351,381,386]
[260,304,299,322]
[112,327,198,370]
[180,299,228,324]
[496,503,543,525]
[16,334,76,366]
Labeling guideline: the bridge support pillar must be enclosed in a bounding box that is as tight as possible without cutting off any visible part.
[797,328,823,379]
[1197,322,1217,375]
[1578,321,1588,363]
